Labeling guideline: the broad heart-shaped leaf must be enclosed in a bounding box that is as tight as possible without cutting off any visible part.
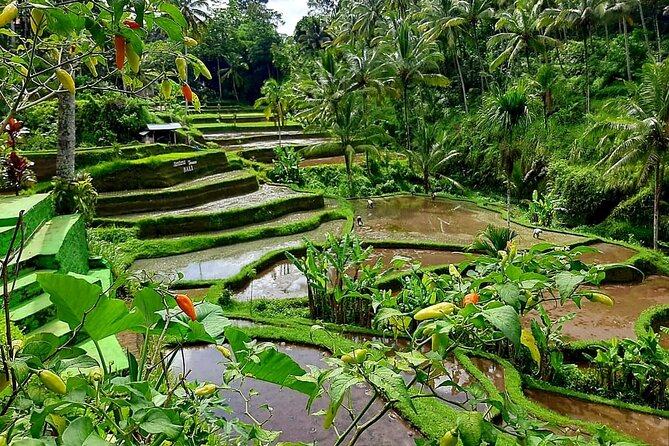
[368,366,416,413]
[38,273,100,328]
[132,287,164,326]
[62,416,112,446]
[555,271,584,303]
[38,273,143,341]
[225,327,317,396]
[159,302,230,343]
[481,305,521,348]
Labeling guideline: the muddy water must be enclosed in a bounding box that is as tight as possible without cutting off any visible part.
[525,389,669,446]
[351,196,588,249]
[579,242,637,265]
[527,276,669,342]
[172,343,420,445]
[132,220,343,282]
[234,248,470,300]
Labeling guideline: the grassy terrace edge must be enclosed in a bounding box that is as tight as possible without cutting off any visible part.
[96,192,326,238]
[227,320,648,445]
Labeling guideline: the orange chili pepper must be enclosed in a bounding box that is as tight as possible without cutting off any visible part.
[175,294,196,321]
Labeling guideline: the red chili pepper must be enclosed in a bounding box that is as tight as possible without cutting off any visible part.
[181,83,193,103]
[114,35,126,70]
[123,20,140,29]
[175,294,196,321]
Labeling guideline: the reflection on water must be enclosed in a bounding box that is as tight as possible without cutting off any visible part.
[132,221,343,282]
[351,196,586,249]
[235,248,471,300]
[526,389,669,446]
[172,343,420,445]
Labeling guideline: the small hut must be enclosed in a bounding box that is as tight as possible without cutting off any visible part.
[140,123,182,144]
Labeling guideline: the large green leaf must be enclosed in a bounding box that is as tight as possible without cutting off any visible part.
[225,328,317,396]
[555,271,584,303]
[62,416,112,446]
[482,305,521,348]
[159,302,230,343]
[368,366,415,413]
[38,273,143,341]
[132,288,163,327]
[138,408,182,439]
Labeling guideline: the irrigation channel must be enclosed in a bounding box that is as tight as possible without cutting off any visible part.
[133,194,668,444]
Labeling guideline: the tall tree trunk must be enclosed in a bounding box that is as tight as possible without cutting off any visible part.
[473,25,486,91]
[653,162,662,250]
[403,87,411,153]
[623,18,632,81]
[57,91,76,181]
[638,1,651,50]
[217,58,222,99]
[584,32,590,114]
[454,52,468,113]
[654,13,662,61]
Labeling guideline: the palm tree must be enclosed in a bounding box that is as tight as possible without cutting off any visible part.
[535,63,561,128]
[591,61,669,249]
[488,0,559,72]
[420,0,469,112]
[408,121,461,194]
[382,21,449,152]
[254,79,290,147]
[452,0,495,91]
[173,0,208,39]
[219,54,249,102]
[309,93,382,192]
[479,81,534,229]
[553,0,612,113]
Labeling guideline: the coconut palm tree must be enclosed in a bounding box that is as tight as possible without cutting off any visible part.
[382,21,449,152]
[452,0,495,91]
[309,92,383,192]
[479,81,534,229]
[535,63,562,128]
[254,78,290,147]
[173,0,208,39]
[592,61,669,249]
[420,0,469,112]
[408,120,461,194]
[553,0,613,113]
[488,0,559,72]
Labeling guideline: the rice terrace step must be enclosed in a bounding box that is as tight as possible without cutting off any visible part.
[96,170,259,216]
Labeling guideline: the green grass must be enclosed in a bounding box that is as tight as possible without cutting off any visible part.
[90,209,348,275]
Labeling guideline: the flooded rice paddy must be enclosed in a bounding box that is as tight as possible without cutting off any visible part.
[172,343,420,445]
[351,196,588,249]
[132,220,343,282]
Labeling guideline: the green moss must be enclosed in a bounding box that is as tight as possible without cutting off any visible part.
[53,215,89,274]
[0,194,54,257]
[109,210,346,273]
[471,351,646,444]
[88,150,234,192]
[635,304,669,340]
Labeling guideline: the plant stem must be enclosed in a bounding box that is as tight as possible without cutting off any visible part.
[333,390,378,446]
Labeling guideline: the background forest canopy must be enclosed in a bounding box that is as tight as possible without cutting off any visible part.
[8,0,669,248]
